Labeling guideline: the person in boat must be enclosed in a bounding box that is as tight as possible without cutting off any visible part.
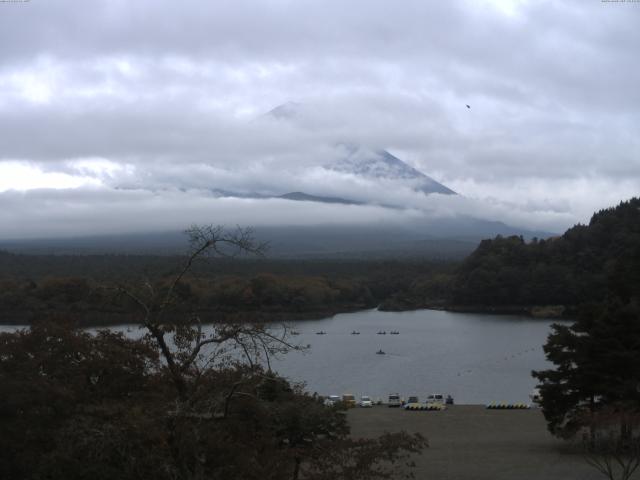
[376,349,385,355]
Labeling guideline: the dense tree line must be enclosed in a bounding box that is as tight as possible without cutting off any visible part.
[0,253,453,325]
[0,251,450,282]
[450,198,640,311]
[0,274,377,325]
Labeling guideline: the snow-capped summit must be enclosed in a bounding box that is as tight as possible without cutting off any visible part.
[265,103,456,197]
[327,145,455,195]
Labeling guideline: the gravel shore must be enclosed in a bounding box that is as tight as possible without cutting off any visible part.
[348,405,603,480]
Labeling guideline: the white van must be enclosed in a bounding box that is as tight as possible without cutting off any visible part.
[426,393,445,405]
[388,393,402,407]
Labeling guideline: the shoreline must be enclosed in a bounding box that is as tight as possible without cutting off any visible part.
[0,303,574,327]
[380,302,574,319]
[0,304,372,327]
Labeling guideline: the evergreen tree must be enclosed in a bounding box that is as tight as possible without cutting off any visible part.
[533,300,640,438]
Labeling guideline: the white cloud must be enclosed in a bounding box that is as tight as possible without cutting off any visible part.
[0,0,638,239]
[0,187,423,240]
[0,162,100,192]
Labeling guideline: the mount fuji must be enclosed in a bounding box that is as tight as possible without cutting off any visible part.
[0,103,555,258]
[326,144,455,196]
[258,102,456,204]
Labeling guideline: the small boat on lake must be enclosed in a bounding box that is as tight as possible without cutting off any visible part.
[390,331,399,335]
[377,331,386,335]
[376,349,385,355]
[351,331,360,335]
[316,331,326,335]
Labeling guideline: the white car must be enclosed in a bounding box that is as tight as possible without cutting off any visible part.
[529,388,542,404]
[324,395,341,406]
[426,393,445,405]
[359,395,373,407]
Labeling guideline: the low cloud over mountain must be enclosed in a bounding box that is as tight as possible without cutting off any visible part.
[1,0,638,243]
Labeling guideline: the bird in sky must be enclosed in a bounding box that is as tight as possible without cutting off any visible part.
[466,104,471,109]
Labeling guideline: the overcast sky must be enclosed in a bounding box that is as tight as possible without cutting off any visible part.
[0,0,638,239]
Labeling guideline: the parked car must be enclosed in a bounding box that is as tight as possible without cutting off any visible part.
[388,393,402,407]
[359,395,373,408]
[324,395,341,406]
[426,393,445,405]
[529,388,542,404]
[342,393,357,408]
[406,395,420,405]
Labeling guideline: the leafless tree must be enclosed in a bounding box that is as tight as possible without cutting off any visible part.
[582,407,640,480]
[115,225,300,400]
[106,225,429,480]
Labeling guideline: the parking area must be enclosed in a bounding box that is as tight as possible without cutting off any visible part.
[347,405,604,480]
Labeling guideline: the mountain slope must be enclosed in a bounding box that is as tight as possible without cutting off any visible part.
[265,103,455,197]
[327,146,455,195]
[450,197,640,308]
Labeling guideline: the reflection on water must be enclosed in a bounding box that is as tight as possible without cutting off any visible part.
[0,308,567,404]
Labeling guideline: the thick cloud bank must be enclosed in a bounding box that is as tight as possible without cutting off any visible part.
[0,0,638,239]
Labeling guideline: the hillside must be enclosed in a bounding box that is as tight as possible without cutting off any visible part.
[449,198,640,312]
[379,198,640,314]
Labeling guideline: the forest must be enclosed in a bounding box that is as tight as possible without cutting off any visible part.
[1,198,638,325]
[380,198,640,316]
[0,251,455,326]
[450,198,640,310]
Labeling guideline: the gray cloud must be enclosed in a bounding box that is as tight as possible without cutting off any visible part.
[0,0,639,238]
[0,187,428,240]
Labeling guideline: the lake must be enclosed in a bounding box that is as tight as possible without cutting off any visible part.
[265,309,564,404]
[0,308,566,404]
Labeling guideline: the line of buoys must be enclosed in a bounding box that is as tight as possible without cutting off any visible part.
[454,345,542,378]
[486,403,530,409]
[404,404,446,411]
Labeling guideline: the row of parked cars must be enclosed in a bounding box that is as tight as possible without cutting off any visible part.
[324,393,453,408]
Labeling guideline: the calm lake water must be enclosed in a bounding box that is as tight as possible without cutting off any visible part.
[0,309,567,404]
[266,309,564,404]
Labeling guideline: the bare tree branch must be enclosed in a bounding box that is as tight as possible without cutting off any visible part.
[108,224,300,400]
